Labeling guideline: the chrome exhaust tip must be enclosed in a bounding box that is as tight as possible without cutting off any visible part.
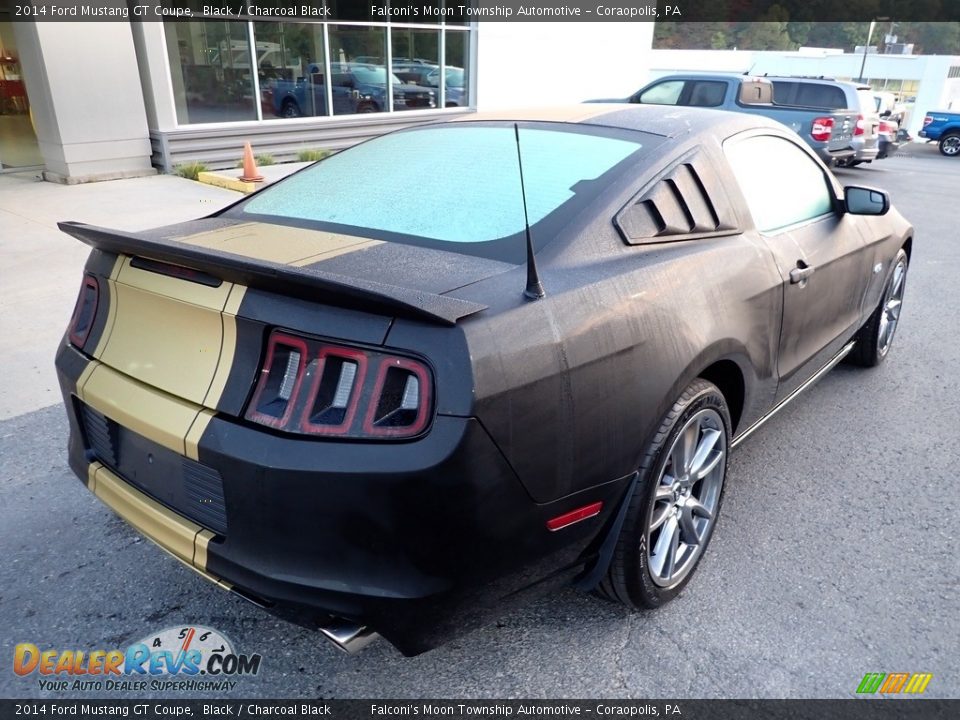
[318,618,379,654]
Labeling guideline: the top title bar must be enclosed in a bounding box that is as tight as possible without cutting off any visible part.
[0,0,957,22]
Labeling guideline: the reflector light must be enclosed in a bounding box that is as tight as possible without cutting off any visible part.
[854,114,866,137]
[546,502,604,531]
[810,117,835,142]
[400,375,420,410]
[68,275,99,349]
[923,115,933,127]
[278,350,301,401]
[331,362,357,409]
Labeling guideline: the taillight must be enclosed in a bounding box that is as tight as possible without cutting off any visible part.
[854,114,865,137]
[923,115,933,127]
[68,275,99,349]
[245,330,432,439]
[811,116,835,142]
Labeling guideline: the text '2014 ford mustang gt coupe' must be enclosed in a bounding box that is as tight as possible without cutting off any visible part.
[56,106,912,656]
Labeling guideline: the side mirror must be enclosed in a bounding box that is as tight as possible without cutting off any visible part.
[844,186,890,216]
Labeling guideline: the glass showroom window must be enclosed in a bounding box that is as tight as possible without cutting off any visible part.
[326,24,390,115]
[164,21,258,124]
[254,23,328,120]
[391,29,440,111]
[443,29,470,108]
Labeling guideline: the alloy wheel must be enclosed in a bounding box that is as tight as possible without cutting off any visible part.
[942,135,960,156]
[647,408,727,588]
[878,258,907,356]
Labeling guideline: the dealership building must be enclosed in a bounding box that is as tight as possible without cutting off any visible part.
[2,15,958,182]
[0,16,652,181]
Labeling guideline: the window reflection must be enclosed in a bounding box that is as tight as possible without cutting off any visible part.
[164,21,257,124]
[254,23,328,119]
[165,20,470,124]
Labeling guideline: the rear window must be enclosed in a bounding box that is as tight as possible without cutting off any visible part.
[773,81,847,109]
[237,124,647,261]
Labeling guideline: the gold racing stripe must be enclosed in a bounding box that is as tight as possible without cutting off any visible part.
[96,280,224,407]
[175,222,382,266]
[115,254,233,310]
[80,363,200,456]
[89,462,230,586]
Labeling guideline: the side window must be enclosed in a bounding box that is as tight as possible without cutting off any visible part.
[636,80,684,105]
[725,135,834,233]
[684,81,725,107]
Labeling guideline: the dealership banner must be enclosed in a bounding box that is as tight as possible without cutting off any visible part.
[0,0,958,22]
[0,701,958,719]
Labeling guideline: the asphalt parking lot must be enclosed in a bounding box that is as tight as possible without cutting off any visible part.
[2,142,958,700]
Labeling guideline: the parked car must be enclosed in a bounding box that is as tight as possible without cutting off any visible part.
[877,119,903,159]
[919,110,960,156]
[56,106,912,656]
[267,65,357,117]
[593,73,857,166]
[270,63,435,117]
[425,66,466,107]
[874,91,906,124]
[392,62,437,86]
[768,77,880,167]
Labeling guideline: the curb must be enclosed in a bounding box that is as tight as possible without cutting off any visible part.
[196,171,263,194]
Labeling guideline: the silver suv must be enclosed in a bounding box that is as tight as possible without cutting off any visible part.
[769,78,880,167]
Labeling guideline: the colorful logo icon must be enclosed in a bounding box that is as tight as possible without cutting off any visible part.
[13,626,261,692]
[857,672,933,695]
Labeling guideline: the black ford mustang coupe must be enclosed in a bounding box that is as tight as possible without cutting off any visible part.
[56,106,912,655]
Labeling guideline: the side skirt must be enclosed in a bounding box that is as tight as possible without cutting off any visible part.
[731,340,856,449]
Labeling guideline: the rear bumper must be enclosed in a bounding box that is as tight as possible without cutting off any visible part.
[56,342,627,654]
[817,146,855,166]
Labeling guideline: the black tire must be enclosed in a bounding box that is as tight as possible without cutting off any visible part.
[280,100,302,118]
[597,379,731,609]
[939,132,960,157]
[357,102,378,114]
[848,248,909,367]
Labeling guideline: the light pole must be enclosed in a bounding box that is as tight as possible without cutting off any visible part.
[858,17,889,84]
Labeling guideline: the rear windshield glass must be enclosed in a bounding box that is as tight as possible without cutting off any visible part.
[773,81,847,109]
[237,124,647,261]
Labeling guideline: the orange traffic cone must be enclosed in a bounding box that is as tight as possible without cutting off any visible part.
[239,141,264,182]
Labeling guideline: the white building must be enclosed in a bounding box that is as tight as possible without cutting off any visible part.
[0,18,653,181]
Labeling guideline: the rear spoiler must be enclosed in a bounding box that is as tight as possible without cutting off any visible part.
[58,221,488,327]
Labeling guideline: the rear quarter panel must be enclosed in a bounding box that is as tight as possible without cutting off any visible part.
[449,139,783,503]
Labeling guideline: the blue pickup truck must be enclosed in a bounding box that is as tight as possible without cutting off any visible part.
[591,74,857,166]
[919,110,960,156]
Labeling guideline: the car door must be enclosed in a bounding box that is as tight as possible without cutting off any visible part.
[724,132,873,400]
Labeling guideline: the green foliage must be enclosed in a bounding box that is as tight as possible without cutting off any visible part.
[654,20,960,55]
[254,154,276,166]
[296,148,331,162]
[173,162,208,181]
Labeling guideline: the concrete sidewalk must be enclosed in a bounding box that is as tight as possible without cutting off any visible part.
[0,164,307,421]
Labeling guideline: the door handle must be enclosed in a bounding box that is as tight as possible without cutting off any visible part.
[789,261,815,285]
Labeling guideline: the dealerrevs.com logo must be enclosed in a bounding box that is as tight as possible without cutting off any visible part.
[13,626,262,693]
